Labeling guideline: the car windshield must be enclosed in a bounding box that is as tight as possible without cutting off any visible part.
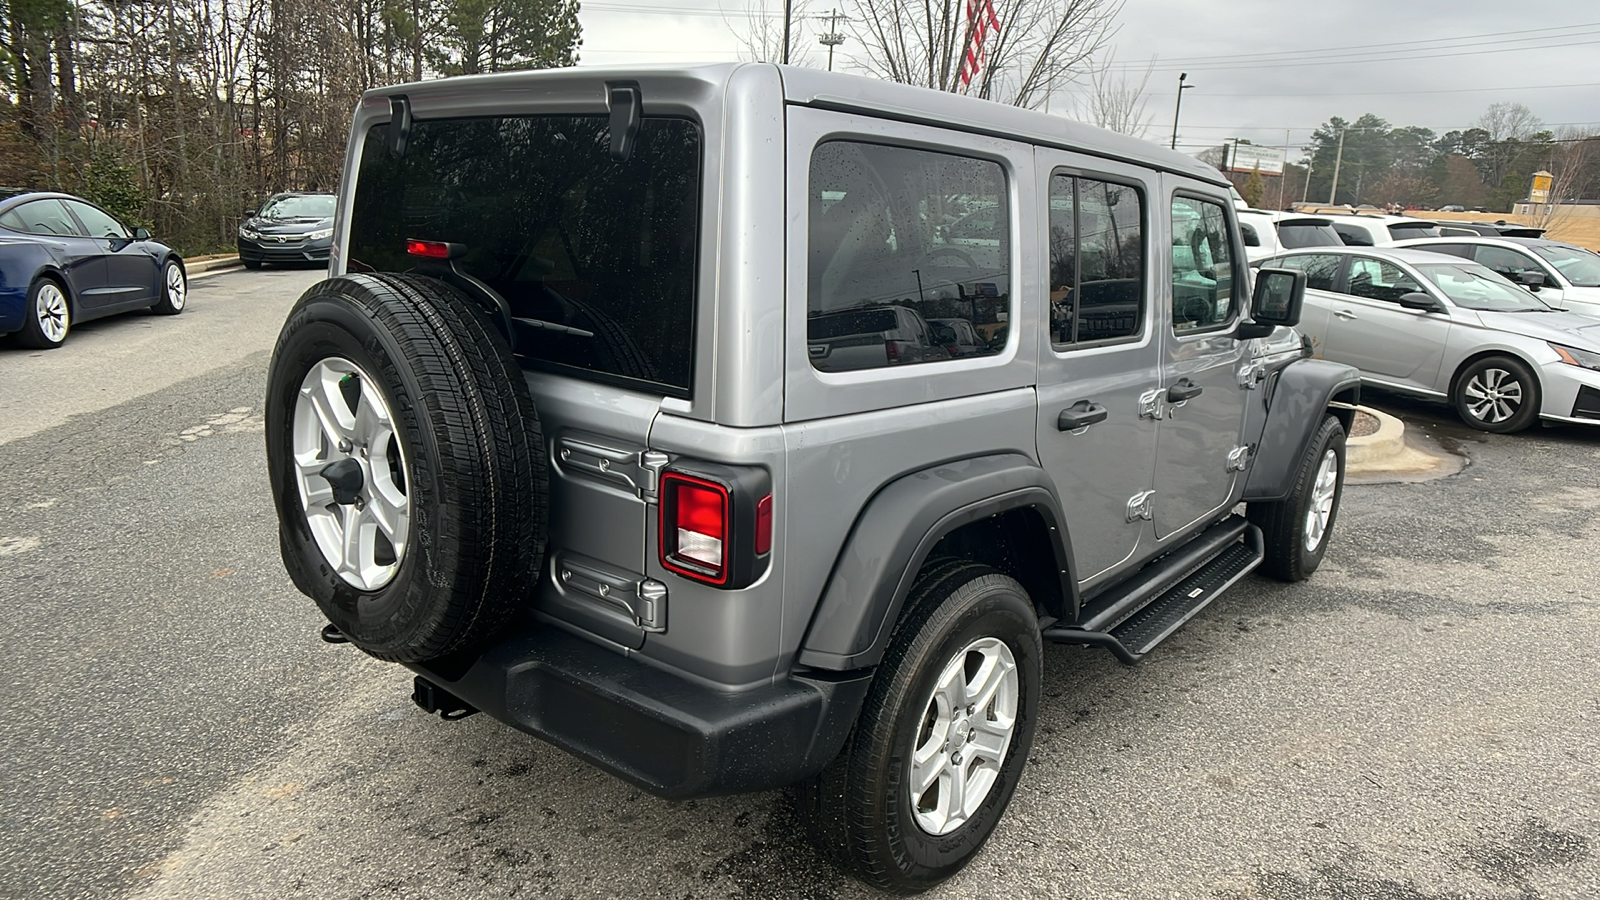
[1530,244,1600,287]
[1416,263,1549,312]
[259,195,335,219]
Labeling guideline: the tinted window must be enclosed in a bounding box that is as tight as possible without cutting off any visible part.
[1332,223,1373,246]
[1170,196,1236,331]
[1530,244,1600,287]
[1276,221,1343,249]
[1278,253,1343,291]
[1346,258,1425,302]
[1414,243,1473,259]
[1239,223,1260,247]
[1049,175,1144,346]
[64,200,129,239]
[9,199,85,237]
[808,141,1009,372]
[1388,223,1440,240]
[1471,245,1550,283]
[259,194,336,219]
[349,116,701,394]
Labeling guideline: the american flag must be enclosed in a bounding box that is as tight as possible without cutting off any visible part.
[959,0,1003,88]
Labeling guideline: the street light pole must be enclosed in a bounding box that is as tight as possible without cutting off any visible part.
[782,0,793,65]
[1327,127,1347,205]
[1169,73,1192,151]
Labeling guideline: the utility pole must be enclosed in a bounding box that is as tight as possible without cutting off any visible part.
[782,0,793,65]
[1278,129,1291,210]
[1327,127,1347,206]
[1169,73,1192,150]
[817,8,846,71]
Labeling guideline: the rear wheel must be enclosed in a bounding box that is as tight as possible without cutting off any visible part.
[265,273,548,662]
[794,562,1041,892]
[1454,355,1539,433]
[15,278,70,349]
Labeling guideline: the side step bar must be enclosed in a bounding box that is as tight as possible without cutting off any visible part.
[1043,516,1264,664]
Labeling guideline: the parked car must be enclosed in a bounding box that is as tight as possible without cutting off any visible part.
[927,316,986,357]
[0,190,186,349]
[263,64,1356,892]
[1265,245,1600,432]
[1433,220,1546,239]
[1319,212,1443,247]
[1438,204,1467,213]
[238,191,337,268]
[1236,209,1343,262]
[1392,236,1600,318]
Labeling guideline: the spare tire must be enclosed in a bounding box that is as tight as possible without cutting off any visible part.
[265,273,548,662]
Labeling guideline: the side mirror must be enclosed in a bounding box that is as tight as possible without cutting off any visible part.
[1238,267,1305,339]
[1397,291,1444,312]
[1518,270,1546,289]
[243,209,256,217]
[133,227,151,241]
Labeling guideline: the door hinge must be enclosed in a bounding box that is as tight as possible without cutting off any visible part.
[1226,444,1255,472]
[1126,490,1155,522]
[639,450,670,499]
[1238,361,1267,389]
[1138,389,1164,420]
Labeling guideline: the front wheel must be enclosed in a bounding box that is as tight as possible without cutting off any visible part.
[1248,414,1345,582]
[150,260,186,315]
[794,561,1041,892]
[1454,355,1539,433]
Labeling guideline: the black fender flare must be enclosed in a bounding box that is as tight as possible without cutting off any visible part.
[1243,358,1362,502]
[795,453,1075,671]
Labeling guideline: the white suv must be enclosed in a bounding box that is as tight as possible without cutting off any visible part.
[1320,212,1443,247]
[1236,210,1343,262]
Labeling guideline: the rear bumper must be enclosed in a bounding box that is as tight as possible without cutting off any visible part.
[406,626,872,800]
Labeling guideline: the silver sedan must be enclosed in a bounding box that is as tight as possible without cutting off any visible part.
[1259,246,1600,432]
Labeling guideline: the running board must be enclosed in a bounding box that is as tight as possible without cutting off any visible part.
[1043,516,1264,664]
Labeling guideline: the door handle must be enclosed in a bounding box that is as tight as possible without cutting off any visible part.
[1167,379,1203,403]
[1057,400,1108,431]
[1334,309,1358,320]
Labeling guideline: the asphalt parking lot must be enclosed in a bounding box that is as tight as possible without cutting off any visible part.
[2,268,1598,899]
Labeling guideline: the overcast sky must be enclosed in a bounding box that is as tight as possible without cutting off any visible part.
[575,0,1599,156]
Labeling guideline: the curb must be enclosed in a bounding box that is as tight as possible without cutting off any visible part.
[1345,406,1453,477]
[185,255,243,275]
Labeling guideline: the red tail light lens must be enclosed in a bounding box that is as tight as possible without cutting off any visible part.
[754,494,773,556]
[661,473,730,583]
[885,340,901,362]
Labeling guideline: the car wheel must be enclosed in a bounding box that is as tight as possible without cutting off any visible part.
[264,273,549,662]
[15,278,71,349]
[1453,355,1540,433]
[1248,414,1345,582]
[794,560,1041,892]
[243,258,262,270]
[151,259,186,315]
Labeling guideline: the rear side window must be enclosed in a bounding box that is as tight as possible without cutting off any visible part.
[1049,174,1144,346]
[348,115,702,395]
[807,141,1010,372]
[1332,223,1373,246]
[8,199,85,237]
[1278,253,1343,291]
[1169,196,1237,331]
[1277,221,1342,249]
[64,200,129,239]
[1417,243,1473,259]
[1472,245,1551,282]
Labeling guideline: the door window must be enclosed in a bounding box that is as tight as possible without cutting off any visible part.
[1277,253,1343,291]
[1049,174,1144,346]
[807,141,1010,372]
[1346,258,1424,302]
[1169,196,1237,331]
[64,201,130,239]
[9,199,86,237]
[1472,246,1552,283]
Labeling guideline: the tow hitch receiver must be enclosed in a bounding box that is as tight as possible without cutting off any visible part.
[412,676,478,720]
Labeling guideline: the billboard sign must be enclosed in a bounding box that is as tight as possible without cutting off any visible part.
[1226,144,1286,175]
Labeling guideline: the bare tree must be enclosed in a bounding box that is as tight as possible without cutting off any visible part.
[1476,101,1543,190]
[1525,126,1597,230]
[847,0,1122,108]
[729,0,813,65]
[1071,51,1153,136]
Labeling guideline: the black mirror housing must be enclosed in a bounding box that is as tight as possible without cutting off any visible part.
[1397,291,1444,312]
[133,226,151,241]
[1240,267,1305,338]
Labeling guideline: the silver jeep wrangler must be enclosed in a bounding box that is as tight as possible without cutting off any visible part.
[265,63,1360,892]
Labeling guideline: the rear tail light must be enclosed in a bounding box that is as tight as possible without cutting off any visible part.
[658,464,773,589]
[405,238,452,259]
[885,340,901,363]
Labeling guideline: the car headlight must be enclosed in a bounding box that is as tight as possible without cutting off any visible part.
[239,227,259,240]
[1550,343,1600,371]
[306,227,333,241]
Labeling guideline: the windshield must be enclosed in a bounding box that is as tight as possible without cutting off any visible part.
[1417,263,1549,312]
[259,194,335,219]
[1530,244,1600,287]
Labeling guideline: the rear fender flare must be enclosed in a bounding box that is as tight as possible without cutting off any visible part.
[795,453,1075,671]
[1243,358,1361,502]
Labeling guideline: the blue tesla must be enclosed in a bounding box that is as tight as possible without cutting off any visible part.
[0,190,187,349]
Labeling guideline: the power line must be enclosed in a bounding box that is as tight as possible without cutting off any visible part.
[1110,35,1600,73]
[1192,80,1600,98]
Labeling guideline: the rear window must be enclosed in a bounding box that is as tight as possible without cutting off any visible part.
[1333,223,1373,246]
[810,308,899,339]
[348,115,702,395]
[1277,220,1342,249]
[1388,222,1441,240]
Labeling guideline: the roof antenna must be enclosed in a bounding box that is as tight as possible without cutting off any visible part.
[389,95,412,158]
[607,82,642,162]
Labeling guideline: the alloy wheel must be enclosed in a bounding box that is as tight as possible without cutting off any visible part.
[35,283,69,343]
[908,636,1019,836]
[165,264,187,310]
[1303,448,1338,553]
[1463,367,1523,425]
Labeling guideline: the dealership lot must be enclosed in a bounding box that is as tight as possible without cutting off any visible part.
[1,268,1598,899]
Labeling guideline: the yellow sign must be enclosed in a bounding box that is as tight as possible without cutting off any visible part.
[1530,170,1553,204]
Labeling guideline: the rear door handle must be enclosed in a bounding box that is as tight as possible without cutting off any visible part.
[1057,400,1108,431]
[1334,309,1358,320]
[1167,379,1203,403]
